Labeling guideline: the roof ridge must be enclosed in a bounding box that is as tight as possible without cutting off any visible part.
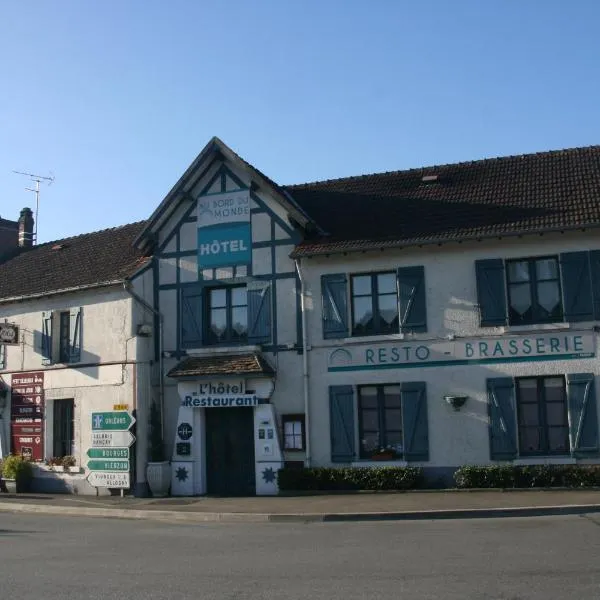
[285,144,600,189]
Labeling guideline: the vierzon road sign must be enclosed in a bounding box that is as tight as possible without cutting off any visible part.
[90,431,135,447]
[91,411,135,431]
[86,471,130,489]
[87,459,129,472]
[86,448,129,459]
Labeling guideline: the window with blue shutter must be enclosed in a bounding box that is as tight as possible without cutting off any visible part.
[589,250,600,320]
[487,377,517,460]
[181,284,203,347]
[248,282,272,345]
[41,311,53,365]
[329,385,355,462]
[475,259,508,326]
[566,373,599,457]
[560,252,593,322]
[397,266,427,333]
[69,307,82,363]
[322,274,349,339]
[401,381,429,461]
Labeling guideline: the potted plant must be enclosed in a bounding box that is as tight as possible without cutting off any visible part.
[146,402,170,497]
[370,447,400,461]
[1,453,34,493]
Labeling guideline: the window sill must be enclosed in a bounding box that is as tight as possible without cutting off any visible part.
[500,323,569,334]
[183,344,263,356]
[351,460,408,468]
[513,457,576,466]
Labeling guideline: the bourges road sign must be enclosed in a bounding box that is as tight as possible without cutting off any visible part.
[86,448,129,459]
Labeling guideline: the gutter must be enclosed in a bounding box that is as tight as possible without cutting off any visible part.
[123,281,165,441]
[295,258,311,467]
[0,280,125,305]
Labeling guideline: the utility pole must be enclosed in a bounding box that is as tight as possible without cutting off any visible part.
[12,170,54,244]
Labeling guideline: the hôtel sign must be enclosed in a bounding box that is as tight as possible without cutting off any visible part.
[328,332,595,372]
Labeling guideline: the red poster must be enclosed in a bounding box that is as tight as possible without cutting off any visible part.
[11,372,44,461]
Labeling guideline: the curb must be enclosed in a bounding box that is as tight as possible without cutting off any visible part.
[2,501,600,523]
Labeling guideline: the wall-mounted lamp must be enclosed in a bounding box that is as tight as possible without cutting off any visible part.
[444,395,468,411]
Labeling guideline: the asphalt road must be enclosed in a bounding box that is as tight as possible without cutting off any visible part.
[2,512,600,599]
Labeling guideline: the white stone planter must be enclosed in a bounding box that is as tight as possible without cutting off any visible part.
[147,461,171,497]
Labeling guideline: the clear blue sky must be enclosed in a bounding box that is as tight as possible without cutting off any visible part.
[2,1,599,243]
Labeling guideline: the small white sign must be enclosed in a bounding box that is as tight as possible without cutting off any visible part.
[90,431,136,448]
[181,395,258,408]
[197,189,250,227]
[86,471,130,489]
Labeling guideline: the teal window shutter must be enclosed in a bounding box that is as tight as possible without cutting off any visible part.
[397,266,427,333]
[560,252,593,322]
[589,250,600,320]
[68,307,82,363]
[475,259,507,326]
[329,385,355,462]
[487,377,517,460]
[248,282,272,345]
[41,311,53,365]
[321,274,349,339]
[0,343,5,370]
[401,381,429,461]
[181,285,203,347]
[566,373,599,457]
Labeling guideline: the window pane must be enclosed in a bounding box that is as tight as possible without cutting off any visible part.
[210,288,226,308]
[352,275,372,296]
[518,379,538,402]
[231,287,247,307]
[544,378,565,401]
[520,427,542,453]
[519,403,539,426]
[509,283,532,316]
[548,427,569,453]
[536,258,558,281]
[378,294,398,327]
[231,307,248,337]
[537,281,561,316]
[383,386,401,407]
[359,387,378,407]
[210,308,227,339]
[546,403,567,427]
[360,410,379,431]
[508,261,530,283]
[353,296,373,329]
[384,431,403,454]
[360,433,379,454]
[377,273,396,294]
[385,409,402,429]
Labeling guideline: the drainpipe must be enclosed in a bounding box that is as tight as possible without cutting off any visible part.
[123,281,165,440]
[295,258,311,466]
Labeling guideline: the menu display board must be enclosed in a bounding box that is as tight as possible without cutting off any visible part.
[11,372,44,461]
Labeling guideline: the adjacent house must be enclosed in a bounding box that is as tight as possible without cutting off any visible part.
[2,140,600,495]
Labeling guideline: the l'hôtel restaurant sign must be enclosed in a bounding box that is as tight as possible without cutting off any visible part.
[328,332,595,372]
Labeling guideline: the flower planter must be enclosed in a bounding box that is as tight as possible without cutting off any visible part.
[370,453,396,461]
[1,478,18,494]
[147,461,171,497]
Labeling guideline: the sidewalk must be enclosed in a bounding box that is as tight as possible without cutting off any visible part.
[1,489,600,523]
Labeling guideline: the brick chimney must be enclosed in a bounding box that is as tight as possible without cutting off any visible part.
[18,207,34,248]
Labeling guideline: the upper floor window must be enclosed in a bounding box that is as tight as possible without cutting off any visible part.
[41,308,82,365]
[351,273,398,336]
[322,266,426,340]
[59,311,71,363]
[207,286,248,344]
[507,257,562,325]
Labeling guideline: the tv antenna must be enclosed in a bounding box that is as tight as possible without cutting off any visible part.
[12,170,54,243]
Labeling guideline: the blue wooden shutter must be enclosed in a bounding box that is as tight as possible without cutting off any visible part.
[321,274,349,339]
[475,259,507,326]
[566,373,599,457]
[41,311,53,365]
[401,381,429,461]
[487,377,517,460]
[329,385,355,462]
[0,343,5,370]
[589,250,600,320]
[68,307,82,363]
[181,285,203,347]
[248,282,272,345]
[397,266,427,333]
[560,252,593,322]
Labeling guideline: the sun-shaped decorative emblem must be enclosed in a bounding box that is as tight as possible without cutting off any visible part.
[175,466,189,482]
[261,467,276,484]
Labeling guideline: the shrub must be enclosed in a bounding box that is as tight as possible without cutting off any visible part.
[1,454,34,492]
[454,465,600,489]
[277,466,423,492]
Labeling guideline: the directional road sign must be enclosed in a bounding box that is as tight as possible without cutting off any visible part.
[90,431,135,448]
[87,459,129,472]
[91,411,135,431]
[86,447,130,459]
[86,471,130,489]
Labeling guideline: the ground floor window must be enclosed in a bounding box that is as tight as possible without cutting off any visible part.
[516,376,569,455]
[358,384,402,459]
[282,414,305,451]
[53,398,74,458]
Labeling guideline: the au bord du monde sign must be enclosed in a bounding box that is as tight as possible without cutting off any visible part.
[328,332,595,372]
